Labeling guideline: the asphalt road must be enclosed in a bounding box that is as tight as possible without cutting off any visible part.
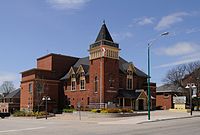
[0,117,200,135]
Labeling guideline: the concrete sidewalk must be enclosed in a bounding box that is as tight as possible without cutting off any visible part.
[98,110,200,125]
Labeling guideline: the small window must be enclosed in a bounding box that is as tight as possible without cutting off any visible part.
[109,74,114,88]
[127,78,133,90]
[71,74,76,78]
[71,81,76,90]
[94,76,98,93]
[164,93,169,98]
[29,83,33,94]
[80,79,85,90]
[87,97,90,105]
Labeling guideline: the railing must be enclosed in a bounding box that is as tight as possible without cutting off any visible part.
[90,40,119,49]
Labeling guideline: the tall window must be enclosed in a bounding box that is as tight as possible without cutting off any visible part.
[127,70,133,90]
[29,83,33,94]
[94,76,98,93]
[71,74,76,91]
[109,74,114,88]
[80,72,85,90]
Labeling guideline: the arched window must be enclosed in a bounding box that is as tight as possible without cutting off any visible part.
[80,72,85,90]
[127,70,133,90]
[109,74,114,88]
[94,76,98,93]
[71,74,76,91]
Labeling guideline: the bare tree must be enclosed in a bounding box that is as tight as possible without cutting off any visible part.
[0,81,15,94]
[162,64,187,88]
[163,61,200,106]
[163,61,200,88]
[35,79,46,112]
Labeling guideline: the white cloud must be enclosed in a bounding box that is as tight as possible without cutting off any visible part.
[0,72,18,86]
[156,42,198,56]
[112,32,133,41]
[155,12,189,30]
[154,57,200,68]
[129,17,154,27]
[46,0,90,10]
[186,28,200,34]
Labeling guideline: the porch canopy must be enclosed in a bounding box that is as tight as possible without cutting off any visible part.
[116,90,148,109]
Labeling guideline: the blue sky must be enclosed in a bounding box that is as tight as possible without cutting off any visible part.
[0,0,200,88]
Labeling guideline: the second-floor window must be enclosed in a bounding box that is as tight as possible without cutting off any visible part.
[29,83,33,94]
[71,74,76,91]
[127,78,133,90]
[71,80,76,90]
[127,70,133,90]
[80,79,85,90]
[94,76,98,93]
[109,74,114,88]
[80,72,85,90]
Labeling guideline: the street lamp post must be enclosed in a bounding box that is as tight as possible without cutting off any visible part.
[185,83,196,116]
[42,96,51,119]
[147,32,169,120]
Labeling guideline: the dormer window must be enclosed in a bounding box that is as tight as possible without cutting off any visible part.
[127,69,133,90]
[80,72,85,90]
[71,74,76,91]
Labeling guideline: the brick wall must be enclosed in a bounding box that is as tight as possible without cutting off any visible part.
[156,93,172,110]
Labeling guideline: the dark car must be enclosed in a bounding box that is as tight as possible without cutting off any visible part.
[0,112,10,119]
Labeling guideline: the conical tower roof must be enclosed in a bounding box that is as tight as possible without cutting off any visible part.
[95,23,113,42]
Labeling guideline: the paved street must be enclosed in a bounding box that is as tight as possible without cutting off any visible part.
[0,114,200,135]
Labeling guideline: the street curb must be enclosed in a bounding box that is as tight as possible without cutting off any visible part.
[137,115,200,124]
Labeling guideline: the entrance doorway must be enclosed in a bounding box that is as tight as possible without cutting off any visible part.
[138,99,144,110]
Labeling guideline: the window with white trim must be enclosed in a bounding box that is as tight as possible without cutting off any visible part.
[127,70,133,90]
[80,72,85,90]
[29,83,33,94]
[94,76,98,93]
[71,74,76,91]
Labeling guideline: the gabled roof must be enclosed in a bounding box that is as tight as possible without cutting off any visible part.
[156,84,182,93]
[4,88,20,99]
[60,56,148,80]
[119,57,148,78]
[73,57,89,67]
[116,90,147,99]
[95,23,113,42]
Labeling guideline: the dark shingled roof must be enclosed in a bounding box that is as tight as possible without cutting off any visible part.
[156,84,182,93]
[5,88,20,99]
[73,57,89,67]
[60,56,148,80]
[95,23,113,42]
[116,90,142,99]
[60,57,90,80]
[119,57,148,78]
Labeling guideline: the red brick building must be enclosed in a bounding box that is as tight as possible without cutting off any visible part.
[156,84,182,110]
[20,23,156,112]
[0,89,20,113]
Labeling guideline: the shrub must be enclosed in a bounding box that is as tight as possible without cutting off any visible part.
[100,109,108,113]
[107,108,121,113]
[91,109,101,113]
[13,111,48,117]
[63,108,75,113]
[121,108,134,113]
[13,111,26,117]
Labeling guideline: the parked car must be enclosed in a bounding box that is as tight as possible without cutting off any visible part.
[0,112,10,119]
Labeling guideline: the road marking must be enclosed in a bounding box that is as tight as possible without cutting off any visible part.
[0,127,46,133]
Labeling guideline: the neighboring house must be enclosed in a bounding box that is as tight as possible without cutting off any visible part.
[20,23,156,112]
[156,84,182,110]
[0,89,20,113]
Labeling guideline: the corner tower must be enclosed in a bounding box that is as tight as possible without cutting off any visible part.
[89,22,120,107]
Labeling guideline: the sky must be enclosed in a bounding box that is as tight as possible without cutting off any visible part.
[0,0,200,88]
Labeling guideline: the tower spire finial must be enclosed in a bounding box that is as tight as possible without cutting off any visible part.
[103,20,105,24]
